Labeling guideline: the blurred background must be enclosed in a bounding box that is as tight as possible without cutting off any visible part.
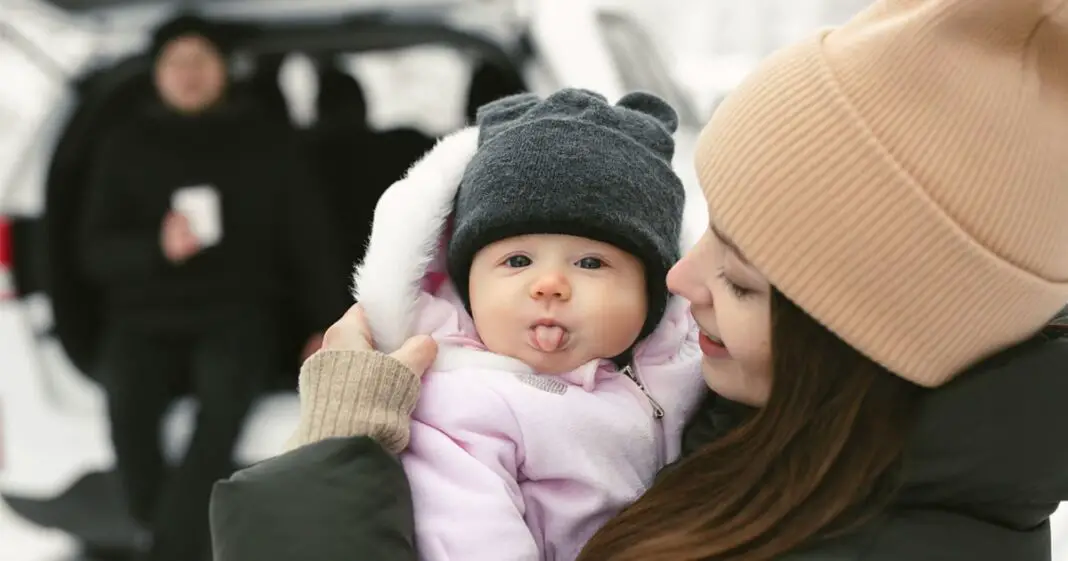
[0,0,1063,560]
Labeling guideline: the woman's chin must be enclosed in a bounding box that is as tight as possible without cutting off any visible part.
[700,358,769,407]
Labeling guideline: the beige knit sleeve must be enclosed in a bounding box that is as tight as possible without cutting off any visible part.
[287,350,421,454]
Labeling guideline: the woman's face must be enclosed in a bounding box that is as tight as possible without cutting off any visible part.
[154,35,227,114]
[667,226,773,406]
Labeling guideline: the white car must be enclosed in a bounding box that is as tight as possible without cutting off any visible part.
[0,0,704,556]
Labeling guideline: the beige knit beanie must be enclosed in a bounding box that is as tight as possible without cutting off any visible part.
[695,0,1068,387]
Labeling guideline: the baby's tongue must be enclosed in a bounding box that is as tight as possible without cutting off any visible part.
[533,325,565,352]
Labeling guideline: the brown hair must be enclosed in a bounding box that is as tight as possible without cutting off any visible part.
[577,288,925,561]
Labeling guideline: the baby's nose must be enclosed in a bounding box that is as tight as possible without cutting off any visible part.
[530,272,572,301]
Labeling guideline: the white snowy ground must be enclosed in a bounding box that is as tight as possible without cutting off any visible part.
[0,501,79,561]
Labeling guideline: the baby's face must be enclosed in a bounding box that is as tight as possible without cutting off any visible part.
[468,234,647,374]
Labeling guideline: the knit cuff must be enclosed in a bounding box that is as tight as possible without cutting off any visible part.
[291,350,421,454]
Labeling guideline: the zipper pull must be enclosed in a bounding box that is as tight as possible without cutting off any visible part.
[647,392,666,420]
[622,365,665,419]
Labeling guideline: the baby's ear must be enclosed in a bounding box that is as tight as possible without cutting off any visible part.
[474,93,542,145]
[616,91,679,134]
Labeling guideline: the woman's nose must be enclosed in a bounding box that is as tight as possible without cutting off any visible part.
[530,272,572,301]
[667,248,712,306]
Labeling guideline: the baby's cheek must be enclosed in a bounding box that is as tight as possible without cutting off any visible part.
[600,301,646,346]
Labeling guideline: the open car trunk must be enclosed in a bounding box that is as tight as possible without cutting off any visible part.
[39,7,526,379]
[2,4,529,555]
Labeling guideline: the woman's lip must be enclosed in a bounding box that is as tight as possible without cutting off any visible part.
[701,330,724,345]
[699,332,731,359]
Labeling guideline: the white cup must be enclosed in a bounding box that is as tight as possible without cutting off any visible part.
[171,185,222,247]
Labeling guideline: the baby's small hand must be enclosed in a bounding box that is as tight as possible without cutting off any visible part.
[322,304,438,376]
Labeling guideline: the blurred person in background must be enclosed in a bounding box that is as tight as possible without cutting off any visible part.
[79,13,348,561]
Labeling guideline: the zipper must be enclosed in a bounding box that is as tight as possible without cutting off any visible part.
[621,365,665,419]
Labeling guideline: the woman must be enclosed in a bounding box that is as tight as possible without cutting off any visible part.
[81,13,347,561]
[210,0,1068,559]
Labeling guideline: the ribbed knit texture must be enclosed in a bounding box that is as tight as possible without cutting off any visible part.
[695,0,1068,387]
[290,351,420,454]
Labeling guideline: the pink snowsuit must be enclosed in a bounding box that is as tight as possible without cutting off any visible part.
[352,127,708,561]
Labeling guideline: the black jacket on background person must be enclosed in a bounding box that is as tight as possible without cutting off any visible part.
[210,323,1068,561]
[80,100,350,333]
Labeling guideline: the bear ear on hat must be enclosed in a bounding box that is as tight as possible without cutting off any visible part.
[474,92,542,144]
[617,91,679,134]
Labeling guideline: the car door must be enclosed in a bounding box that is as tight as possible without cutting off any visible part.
[0,1,98,299]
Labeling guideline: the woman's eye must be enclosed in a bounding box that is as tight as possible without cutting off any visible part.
[505,255,532,268]
[577,257,605,270]
[717,270,753,298]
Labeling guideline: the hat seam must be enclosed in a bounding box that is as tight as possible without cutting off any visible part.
[815,31,1067,286]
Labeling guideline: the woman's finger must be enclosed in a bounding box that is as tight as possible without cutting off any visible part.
[389,335,438,377]
[322,304,374,352]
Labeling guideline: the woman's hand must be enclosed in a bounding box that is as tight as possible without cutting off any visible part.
[289,305,438,450]
[321,304,438,376]
[160,211,201,263]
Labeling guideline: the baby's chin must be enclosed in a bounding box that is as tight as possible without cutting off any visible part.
[513,347,600,375]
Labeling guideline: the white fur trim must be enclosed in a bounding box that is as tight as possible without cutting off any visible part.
[353,127,480,353]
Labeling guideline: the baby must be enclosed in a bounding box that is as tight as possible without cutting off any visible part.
[351,89,706,561]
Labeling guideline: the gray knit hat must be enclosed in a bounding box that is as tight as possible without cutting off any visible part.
[447,88,685,340]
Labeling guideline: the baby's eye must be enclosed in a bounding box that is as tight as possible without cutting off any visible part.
[577,257,604,270]
[505,255,532,268]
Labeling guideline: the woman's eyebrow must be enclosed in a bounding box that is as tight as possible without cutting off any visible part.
[710,224,752,266]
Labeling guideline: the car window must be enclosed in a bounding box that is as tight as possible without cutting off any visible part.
[339,45,471,135]
[595,11,703,130]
